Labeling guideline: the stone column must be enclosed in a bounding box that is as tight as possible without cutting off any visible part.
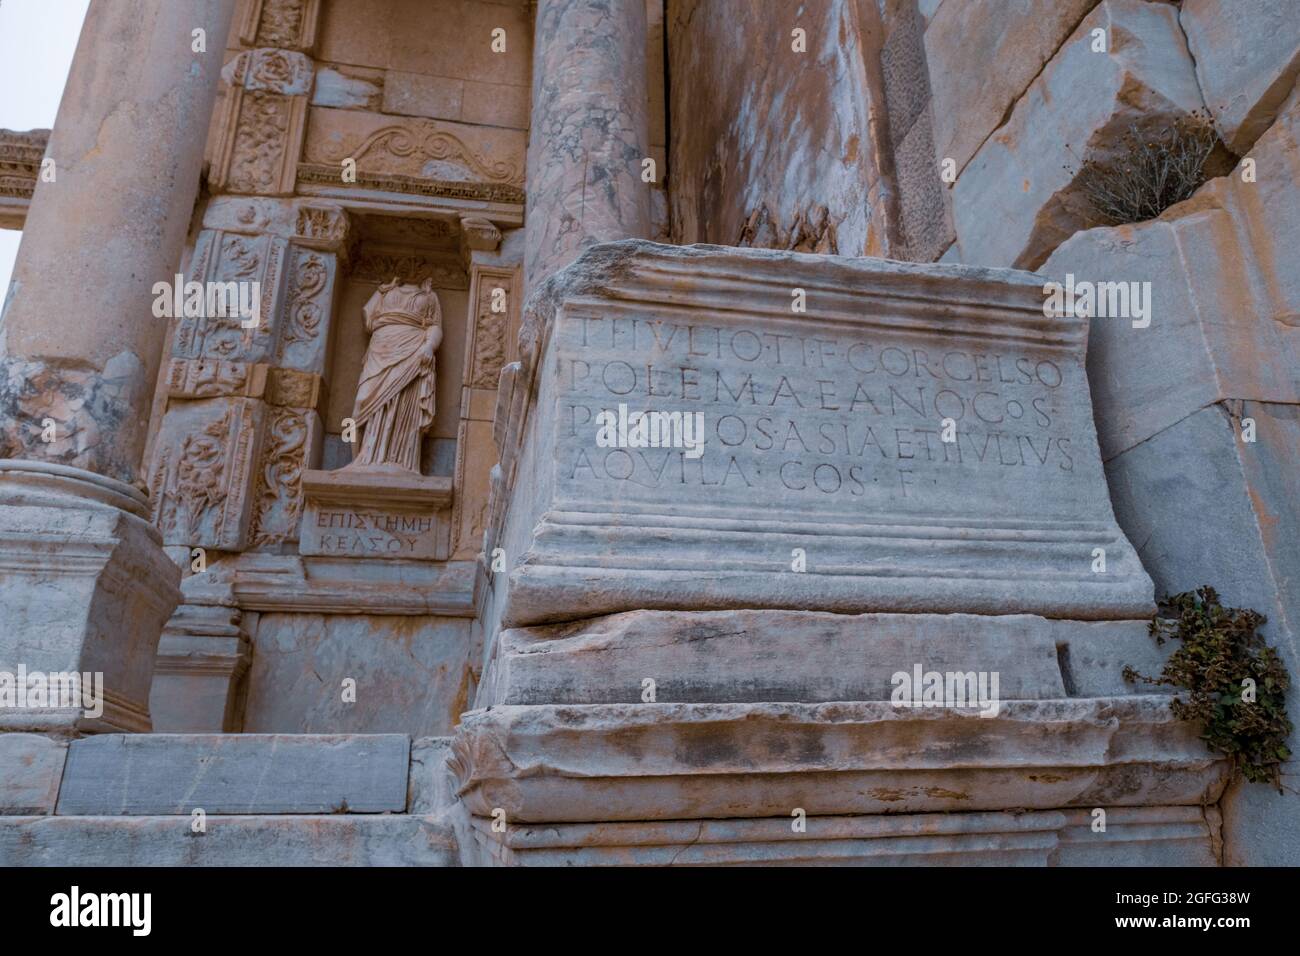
[524,0,652,291]
[0,0,238,734]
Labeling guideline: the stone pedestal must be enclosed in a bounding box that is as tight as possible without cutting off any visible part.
[0,462,180,734]
[455,241,1223,866]
[491,241,1153,627]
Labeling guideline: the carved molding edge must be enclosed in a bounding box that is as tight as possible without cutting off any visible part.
[239,0,321,53]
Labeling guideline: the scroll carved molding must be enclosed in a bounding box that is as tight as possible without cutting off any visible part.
[249,405,316,549]
[318,121,523,186]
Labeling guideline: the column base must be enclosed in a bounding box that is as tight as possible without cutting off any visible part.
[0,461,181,735]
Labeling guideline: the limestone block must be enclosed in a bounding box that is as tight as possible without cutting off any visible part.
[450,698,1226,823]
[0,735,67,815]
[316,0,531,87]
[382,71,465,122]
[925,0,1100,175]
[0,463,181,734]
[1102,402,1300,867]
[461,81,530,132]
[0,815,456,867]
[492,240,1152,626]
[1180,0,1300,155]
[240,614,471,736]
[56,734,410,814]
[312,66,385,111]
[482,609,1177,707]
[466,806,1217,866]
[148,398,267,551]
[1042,89,1300,458]
[953,0,1206,269]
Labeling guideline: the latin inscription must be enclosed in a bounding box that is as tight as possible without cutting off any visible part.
[557,314,1083,506]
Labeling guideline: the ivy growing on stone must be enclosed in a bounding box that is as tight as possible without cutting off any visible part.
[1125,586,1293,792]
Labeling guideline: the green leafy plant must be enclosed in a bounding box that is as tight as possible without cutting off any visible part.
[1124,586,1292,791]
[1071,112,1219,225]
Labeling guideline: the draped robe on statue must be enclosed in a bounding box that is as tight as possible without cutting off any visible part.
[347,278,441,472]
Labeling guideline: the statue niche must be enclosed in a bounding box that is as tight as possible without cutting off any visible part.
[345,277,443,473]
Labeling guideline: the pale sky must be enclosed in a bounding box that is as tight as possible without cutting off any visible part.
[0,0,91,297]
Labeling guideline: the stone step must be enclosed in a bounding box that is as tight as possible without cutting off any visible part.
[0,814,457,867]
[55,733,410,815]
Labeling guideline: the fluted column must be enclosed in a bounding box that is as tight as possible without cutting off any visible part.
[524,0,653,291]
[0,0,237,735]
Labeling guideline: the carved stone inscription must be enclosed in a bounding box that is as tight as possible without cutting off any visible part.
[501,243,1151,625]
[555,311,1086,518]
[305,508,439,559]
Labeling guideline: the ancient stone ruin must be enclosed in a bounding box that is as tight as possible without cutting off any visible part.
[1,0,1296,868]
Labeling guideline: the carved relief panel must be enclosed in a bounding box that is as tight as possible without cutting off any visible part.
[149,398,266,551]
[172,229,338,375]
[173,230,287,365]
[211,48,314,197]
[153,200,349,553]
[452,264,519,559]
[249,405,324,549]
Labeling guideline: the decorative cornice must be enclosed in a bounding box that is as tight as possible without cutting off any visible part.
[0,128,49,228]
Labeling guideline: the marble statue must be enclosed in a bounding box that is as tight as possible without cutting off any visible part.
[346,277,442,473]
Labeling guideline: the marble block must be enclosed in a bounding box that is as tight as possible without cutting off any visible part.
[492,240,1153,626]
[56,733,410,815]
